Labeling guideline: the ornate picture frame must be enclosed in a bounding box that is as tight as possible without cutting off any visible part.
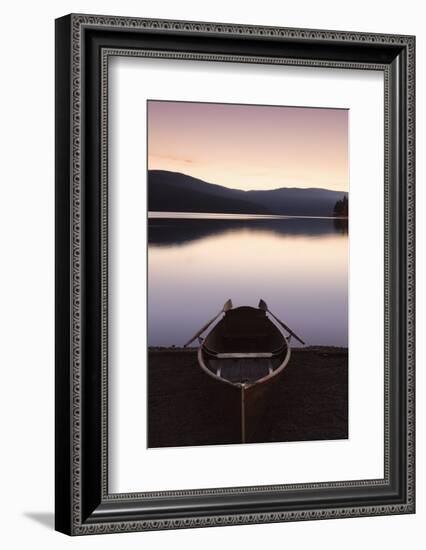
[55,14,415,535]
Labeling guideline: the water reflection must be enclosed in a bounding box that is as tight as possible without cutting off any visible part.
[148,214,348,348]
[149,216,342,247]
[333,218,349,235]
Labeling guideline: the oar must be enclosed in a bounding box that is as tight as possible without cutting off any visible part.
[258,299,305,345]
[184,299,233,347]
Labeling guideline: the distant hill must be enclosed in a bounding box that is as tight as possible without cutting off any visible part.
[148,170,348,217]
[247,187,348,217]
[148,171,270,215]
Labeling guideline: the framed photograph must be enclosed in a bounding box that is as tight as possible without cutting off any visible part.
[55,14,415,535]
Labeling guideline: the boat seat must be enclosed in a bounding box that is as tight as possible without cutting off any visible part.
[216,352,273,359]
[203,342,286,356]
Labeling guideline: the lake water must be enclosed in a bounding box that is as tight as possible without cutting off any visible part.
[148,213,348,348]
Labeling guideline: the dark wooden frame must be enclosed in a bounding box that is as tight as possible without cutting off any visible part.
[55,13,415,535]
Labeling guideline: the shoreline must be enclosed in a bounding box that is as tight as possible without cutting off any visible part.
[148,345,348,354]
[148,346,348,448]
[148,211,348,221]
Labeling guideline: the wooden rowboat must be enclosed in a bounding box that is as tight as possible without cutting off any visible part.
[185,300,304,443]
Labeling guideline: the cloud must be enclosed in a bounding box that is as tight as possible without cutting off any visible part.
[151,154,193,164]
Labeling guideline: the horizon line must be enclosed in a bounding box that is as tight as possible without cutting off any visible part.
[148,211,347,220]
[148,169,349,195]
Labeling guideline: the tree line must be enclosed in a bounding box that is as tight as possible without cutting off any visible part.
[333,195,348,217]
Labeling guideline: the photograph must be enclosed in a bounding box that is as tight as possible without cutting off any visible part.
[147,100,349,448]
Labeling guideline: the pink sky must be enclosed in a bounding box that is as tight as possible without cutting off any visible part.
[147,100,348,192]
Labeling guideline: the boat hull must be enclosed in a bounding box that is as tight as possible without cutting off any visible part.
[243,376,281,442]
[198,341,290,443]
[195,350,287,443]
[193,305,294,443]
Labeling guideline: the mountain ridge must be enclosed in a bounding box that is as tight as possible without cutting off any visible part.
[148,170,348,217]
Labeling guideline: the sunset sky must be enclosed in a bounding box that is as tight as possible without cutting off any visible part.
[147,100,349,192]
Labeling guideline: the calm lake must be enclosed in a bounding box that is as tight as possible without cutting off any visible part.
[148,213,348,348]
